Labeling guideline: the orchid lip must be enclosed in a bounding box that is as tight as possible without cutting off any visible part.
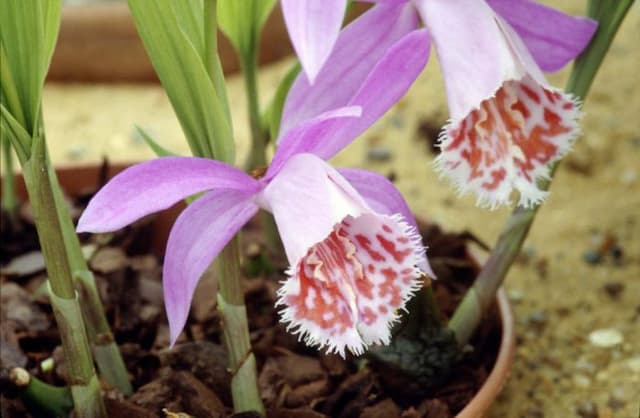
[277,212,426,357]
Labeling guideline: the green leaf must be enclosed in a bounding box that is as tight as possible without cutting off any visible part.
[135,126,177,157]
[218,0,277,61]
[263,62,300,140]
[128,0,234,163]
[0,0,61,135]
[0,104,30,163]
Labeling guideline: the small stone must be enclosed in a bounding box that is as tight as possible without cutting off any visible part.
[508,288,524,303]
[575,400,598,418]
[607,387,627,410]
[588,328,623,348]
[573,374,591,388]
[367,146,392,162]
[583,250,602,265]
[602,282,624,299]
[527,310,547,332]
[575,359,597,375]
[90,247,128,274]
[626,355,640,372]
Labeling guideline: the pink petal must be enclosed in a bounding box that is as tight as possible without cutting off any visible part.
[416,0,522,120]
[267,106,362,180]
[435,74,581,208]
[487,0,597,72]
[338,168,435,278]
[281,0,348,83]
[258,153,371,266]
[77,157,260,233]
[280,2,420,138]
[164,189,259,346]
[278,213,424,357]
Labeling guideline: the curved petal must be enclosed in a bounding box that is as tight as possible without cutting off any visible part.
[77,157,260,233]
[164,189,260,346]
[487,0,597,72]
[417,0,523,120]
[280,2,420,137]
[275,29,430,165]
[267,106,362,180]
[338,168,435,278]
[258,153,371,266]
[281,0,348,83]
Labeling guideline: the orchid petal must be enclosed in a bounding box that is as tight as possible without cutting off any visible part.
[259,153,370,266]
[487,0,597,72]
[281,0,348,83]
[338,168,435,278]
[280,2,420,137]
[275,29,430,163]
[416,0,520,120]
[164,189,259,345]
[77,157,260,233]
[266,106,362,180]
[278,212,425,357]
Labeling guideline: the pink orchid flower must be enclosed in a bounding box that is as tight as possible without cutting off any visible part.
[283,0,597,207]
[77,25,433,357]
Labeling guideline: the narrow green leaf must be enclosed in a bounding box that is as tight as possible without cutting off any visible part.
[135,126,177,157]
[0,104,30,163]
[0,0,61,135]
[218,0,277,60]
[263,63,300,140]
[128,0,234,163]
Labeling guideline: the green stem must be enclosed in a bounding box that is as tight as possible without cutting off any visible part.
[1,134,18,218]
[448,0,633,346]
[48,159,132,395]
[215,238,265,415]
[202,3,265,414]
[23,129,106,417]
[10,367,74,418]
[242,52,268,170]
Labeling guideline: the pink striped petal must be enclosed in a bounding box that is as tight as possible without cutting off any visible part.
[280,2,420,138]
[77,157,260,233]
[338,168,435,278]
[164,189,259,346]
[487,0,597,72]
[281,0,348,83]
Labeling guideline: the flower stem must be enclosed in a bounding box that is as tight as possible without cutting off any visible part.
[38,112,132,395]
[448,0,633,347]
[215,237,265,415]
[22,129,106,417]
[203,2,265,414]
[241,50,268,170]
[1,134,18,219]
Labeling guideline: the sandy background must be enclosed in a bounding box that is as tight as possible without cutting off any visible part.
[38,1,639,416]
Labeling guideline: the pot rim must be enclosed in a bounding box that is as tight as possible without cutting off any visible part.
[456,288,515,418]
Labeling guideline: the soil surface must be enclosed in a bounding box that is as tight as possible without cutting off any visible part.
[8,1,640,416]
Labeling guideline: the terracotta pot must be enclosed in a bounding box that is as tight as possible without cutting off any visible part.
[6,163,515,416]
[48,4,292,82]
[457,288,515,418]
